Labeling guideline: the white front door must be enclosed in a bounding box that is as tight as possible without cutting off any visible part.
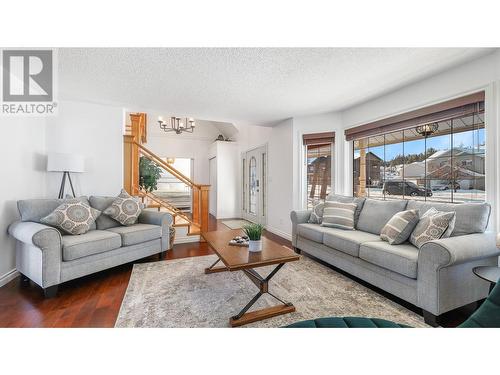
[242,145,267,225]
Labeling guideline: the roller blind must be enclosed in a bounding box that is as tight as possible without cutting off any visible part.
[302,132,335,145]
[344,91,485,141]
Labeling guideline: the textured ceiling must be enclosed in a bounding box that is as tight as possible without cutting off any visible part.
[58,48,494,126]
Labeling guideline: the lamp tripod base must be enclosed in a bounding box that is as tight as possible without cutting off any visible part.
[58,171,76,199]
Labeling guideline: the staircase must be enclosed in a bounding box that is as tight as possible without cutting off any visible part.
[123,113,210,241]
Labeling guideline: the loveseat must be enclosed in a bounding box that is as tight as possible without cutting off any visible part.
[8,196,173,297]
[291,195,500,326]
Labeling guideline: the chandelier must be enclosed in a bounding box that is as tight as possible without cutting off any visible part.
[416,122,438,137]
[158,116,196,134]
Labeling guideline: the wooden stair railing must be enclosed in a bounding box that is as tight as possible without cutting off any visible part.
[123,118,210,236]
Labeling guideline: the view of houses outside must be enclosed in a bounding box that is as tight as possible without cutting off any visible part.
[353,112,485,202]
[306,143,332,208]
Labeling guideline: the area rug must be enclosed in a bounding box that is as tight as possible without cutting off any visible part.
[221,219,252,230]
[115,255,428,328]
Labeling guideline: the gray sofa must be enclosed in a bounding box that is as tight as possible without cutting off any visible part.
[8,196,173,297]
[291,195,500,326]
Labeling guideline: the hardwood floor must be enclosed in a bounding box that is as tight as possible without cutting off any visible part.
[0,216,290,328]
[0,215,473,327]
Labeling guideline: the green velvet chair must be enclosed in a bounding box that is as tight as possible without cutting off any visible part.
[285,278,500,328]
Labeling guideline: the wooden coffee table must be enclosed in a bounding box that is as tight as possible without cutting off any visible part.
[202,229,300,327]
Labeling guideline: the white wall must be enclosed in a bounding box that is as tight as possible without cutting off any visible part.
[143,114,223,185]
[46,101,124,197]
[340,50,500,231]
[0,117,47,285]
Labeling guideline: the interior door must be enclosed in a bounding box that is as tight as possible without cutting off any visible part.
[242,145,267,225]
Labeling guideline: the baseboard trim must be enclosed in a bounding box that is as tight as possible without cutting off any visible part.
[0,269,19,288]
[265,226,292,242]
[174,235,201,244]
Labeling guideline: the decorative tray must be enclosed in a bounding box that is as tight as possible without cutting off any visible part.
[228,235,250,247]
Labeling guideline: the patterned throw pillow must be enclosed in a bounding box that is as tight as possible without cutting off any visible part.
[410,208,456,248]
[321,202,357,230]
[103,189,142,226]
[308,202,325,224]
[380,209,419,245]
[41,199,101,235]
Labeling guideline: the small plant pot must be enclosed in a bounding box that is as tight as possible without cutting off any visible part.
[248,240,262,252]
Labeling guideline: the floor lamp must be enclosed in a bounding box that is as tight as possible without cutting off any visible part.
[47,153,85,199]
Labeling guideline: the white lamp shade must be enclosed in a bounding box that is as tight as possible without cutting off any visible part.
[47,153,85,173]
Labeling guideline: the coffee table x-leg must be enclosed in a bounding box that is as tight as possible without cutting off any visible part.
[205,260,295,327]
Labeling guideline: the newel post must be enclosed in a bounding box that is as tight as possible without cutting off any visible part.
[199,185,210,233]
[192,187,200,225]
[123,135,137,194]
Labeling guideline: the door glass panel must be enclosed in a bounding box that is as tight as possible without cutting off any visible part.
[262,152,266,216]
[242,158,246,211]
[249,156,257,214]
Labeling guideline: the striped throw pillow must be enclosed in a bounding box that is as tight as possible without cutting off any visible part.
[321,202,357,230]
[380,209,419,245]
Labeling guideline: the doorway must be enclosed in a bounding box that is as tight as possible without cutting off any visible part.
[241,145,267,225]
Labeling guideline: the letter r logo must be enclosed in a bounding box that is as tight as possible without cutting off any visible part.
[2,50,53,102]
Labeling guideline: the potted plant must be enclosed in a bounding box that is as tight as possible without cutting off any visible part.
[139,156,163,192]
[243,223,264,252]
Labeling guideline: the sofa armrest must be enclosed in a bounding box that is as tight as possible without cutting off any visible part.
[8,221,62,288]
[290,210,312,247]
[138,211,173,251]
[138,210,173,227]
[8,221,62,249]
[417,232,500,315]
[290,210,312,225]
[419,232,500,268]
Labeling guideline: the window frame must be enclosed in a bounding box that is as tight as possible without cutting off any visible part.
[352,110,485,203]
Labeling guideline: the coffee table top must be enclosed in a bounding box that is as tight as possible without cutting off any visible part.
[202,229,300,271]
[473,266,500,284]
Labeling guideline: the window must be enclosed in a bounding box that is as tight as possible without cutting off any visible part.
[350,93,485,203]
[303,132,334,209]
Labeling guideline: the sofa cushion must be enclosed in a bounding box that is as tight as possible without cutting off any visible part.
[409,208,456,249]
[406,200,490,237]
[103,189,142,226]
[62,230,122,261]
[380,209,419,245]
[107,223,162,246]
[323,228,381,257]
[89,196,122,230]
[18,196,97,231]
[357,199,408,234]
[321,202,357,230]
[359,241,419,279]
[41,199,101,235]
[297,223,333,243]
[308,202,325,224]
[326,194,366,226]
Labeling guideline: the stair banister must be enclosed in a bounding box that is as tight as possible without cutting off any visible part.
[123,114,210,237]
